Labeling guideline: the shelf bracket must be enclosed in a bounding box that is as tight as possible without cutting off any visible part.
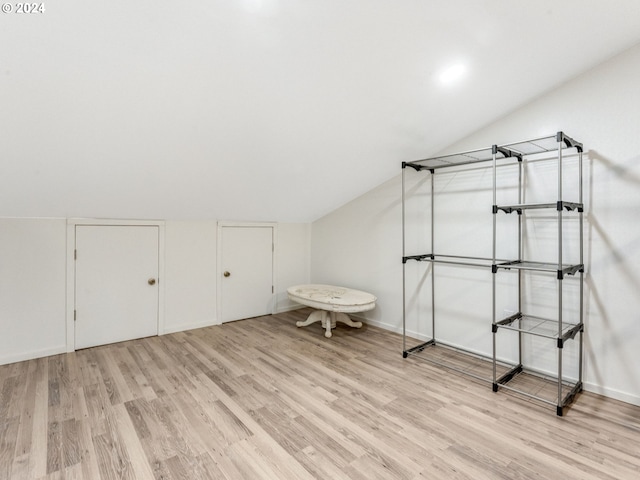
[403,339,435,358]
[402,161,429,172]
[402,254,433,263]
[495,312,522,327]
[561,323,584,343]
[556,131,584,153]
[492,145,523,161]
[557,201,584,212]
[495,364,523,388]
[560,381,583,415]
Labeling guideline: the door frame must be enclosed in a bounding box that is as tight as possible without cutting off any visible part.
[65,219,166,352]
[216,221,277,323]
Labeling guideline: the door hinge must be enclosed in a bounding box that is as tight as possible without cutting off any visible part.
[74,249,77,260]
[272,285,274,293]
[74,310,77,322]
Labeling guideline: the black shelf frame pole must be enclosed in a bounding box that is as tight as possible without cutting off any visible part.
[431,171,436,344]
[518,149,524,368]
[401,162,437,357]
[578,146,584,391]
[557,134,565,413]
[491,145,498,388]
[401,164,407,354]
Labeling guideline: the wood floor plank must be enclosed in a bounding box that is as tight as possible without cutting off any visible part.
[8,366,30,420]
[74,418,102,480]
[127,344,175,400]
[61,419,81,469]
[150,396,199,460]
[111,403,156,480]
[224,439,276,480]
[168,389,228,454]
[95,349,133,405]
[296,445,353,480]
[0,417,19,480]
[92,432,135,480]
[45,420,61,475]
[193,451,234,479]
[126,398,175,463]
[28,357,49,479]
[1,309,639,479]
[11,361,38,463]
[112,346,152,401]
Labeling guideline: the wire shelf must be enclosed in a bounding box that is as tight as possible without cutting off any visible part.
[495,313,582,340]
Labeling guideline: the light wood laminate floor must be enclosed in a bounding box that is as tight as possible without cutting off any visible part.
[1,309,639,479]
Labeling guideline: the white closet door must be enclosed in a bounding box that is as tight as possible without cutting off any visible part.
[220,226,274,323]
[75,225,159,349]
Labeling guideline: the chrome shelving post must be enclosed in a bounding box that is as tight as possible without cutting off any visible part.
[557,134,564,414]
[492,145,498,387]
[578,146,584,389]
[401,165,407,354]
[518,149,524,368]
[431,172,435,343]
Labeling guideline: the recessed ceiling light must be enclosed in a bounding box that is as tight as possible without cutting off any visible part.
[439,63,466,85]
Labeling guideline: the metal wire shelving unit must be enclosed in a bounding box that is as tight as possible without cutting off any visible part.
[401,132,585,415]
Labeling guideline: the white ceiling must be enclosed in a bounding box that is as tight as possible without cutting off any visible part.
[2,0,640,222]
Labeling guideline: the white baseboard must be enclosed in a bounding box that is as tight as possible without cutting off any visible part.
[359,315,432,342]
[0,345,67,366]
[164,306,304,334]
[274,304,306,314]
[162,318,219,335]
[583,381,640,407]
[359,315,640,408]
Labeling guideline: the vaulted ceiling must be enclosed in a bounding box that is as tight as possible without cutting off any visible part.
[2,0,640,222]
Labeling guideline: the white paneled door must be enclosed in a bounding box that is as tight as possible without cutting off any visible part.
[75,225,159,349]
[220,225,274,323]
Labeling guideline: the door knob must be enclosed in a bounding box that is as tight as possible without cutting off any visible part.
[148,278,156,285]
[223,271,231,277]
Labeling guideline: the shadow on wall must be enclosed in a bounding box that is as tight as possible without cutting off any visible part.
[589,150,640,184]
[403,262,432,343]
[583,150,640,395]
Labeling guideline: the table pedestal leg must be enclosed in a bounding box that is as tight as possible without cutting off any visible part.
[324,311,333,338]
[334,312,363,329]
[296,309,363,338]
[295,310,324,327]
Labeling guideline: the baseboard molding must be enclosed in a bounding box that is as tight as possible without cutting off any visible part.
[359,315,640,408]
[162,318,219,335]
[274,304,305,314]
[164,306,305,334]
[0,345,67,366]
[583,381,640,407]
[360,316,432,342]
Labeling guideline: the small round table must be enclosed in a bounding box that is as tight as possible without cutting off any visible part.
[287,284,377,338]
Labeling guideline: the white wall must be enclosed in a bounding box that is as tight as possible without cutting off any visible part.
[311,177,402,327]
[163,220,311,334]
[0,218,67,364]
[311,43,640,406]
[164,220,218,333]
[0,219,310,365]
[275,223,311,312]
